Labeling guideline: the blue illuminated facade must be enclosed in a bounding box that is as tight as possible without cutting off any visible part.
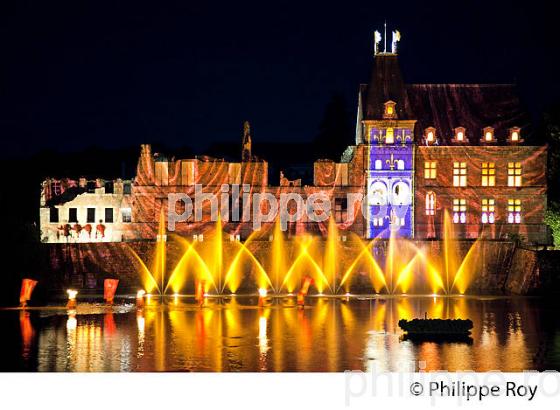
[365,120,415,239]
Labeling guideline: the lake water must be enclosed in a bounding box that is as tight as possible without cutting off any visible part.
[1,296,559,372]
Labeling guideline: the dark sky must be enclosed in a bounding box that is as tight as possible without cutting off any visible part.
[0,0,558,158]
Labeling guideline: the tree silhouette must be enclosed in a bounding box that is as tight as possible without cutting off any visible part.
[312,93,353,161]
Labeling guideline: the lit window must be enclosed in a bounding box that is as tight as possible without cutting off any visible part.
[426,192,436,216]
[507,162,522,187]
[481,162,495,186]
[509,127,522,143]
[424,127,436,144]
[507,199,521,224]
[453,199,467,224]
[482,127,495,142]
[121,208,132,223]
[385,128,394,144]
[424,161,437,179]
[383,101,397,119]
[375,159,382,170]
[481,199,495,224]
[453,162,467,187]
[397,160,404,170]
[369,181,387,205]
[454,127,466,143]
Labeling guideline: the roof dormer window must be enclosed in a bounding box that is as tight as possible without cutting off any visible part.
[383,100,397,119]
[508,127,523,144]
[452,127,467,144]
[424,127,436,145]
[481,126,495,144]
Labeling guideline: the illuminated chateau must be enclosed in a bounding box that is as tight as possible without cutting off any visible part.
[40,31,548,245]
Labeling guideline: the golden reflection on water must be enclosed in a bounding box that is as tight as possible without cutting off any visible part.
[19,311,34,362]
[25,297,553,371]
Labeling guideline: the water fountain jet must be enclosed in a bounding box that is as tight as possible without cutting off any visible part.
[126,206,482,302]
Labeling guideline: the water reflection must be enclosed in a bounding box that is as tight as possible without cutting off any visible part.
[19,311,34,362]
[2,297,559,371]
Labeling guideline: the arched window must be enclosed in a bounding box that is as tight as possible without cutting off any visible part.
[392,182,410,205]
[508,127,522,143]
[397,160,405,170]
[453,127,467,143]
[383,101,397,119]
[375,159,382,170]
[481,126,495,143]
[369,181,388,205]
[426,192,436,216]
[385,128,394,144]
[424,127,437,145]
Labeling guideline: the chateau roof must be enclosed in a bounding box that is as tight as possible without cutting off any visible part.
[361,54,530,144]
[363,54,413,120]
[406,83,530,144]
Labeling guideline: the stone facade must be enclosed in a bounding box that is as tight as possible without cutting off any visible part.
[415,145,548,242]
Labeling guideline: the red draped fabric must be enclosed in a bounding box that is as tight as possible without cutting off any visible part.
[19,279,38,305]
[104,279,119,303]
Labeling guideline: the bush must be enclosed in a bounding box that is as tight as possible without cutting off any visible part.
[545,201,560,248]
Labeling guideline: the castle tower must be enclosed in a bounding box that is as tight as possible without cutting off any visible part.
[242,121,252,162]
[357,28,415,239]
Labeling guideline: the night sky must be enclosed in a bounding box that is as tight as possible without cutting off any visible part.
[1,0,558,158]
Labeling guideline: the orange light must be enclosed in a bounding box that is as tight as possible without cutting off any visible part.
[66,289,78,309]
[67,289,78,300]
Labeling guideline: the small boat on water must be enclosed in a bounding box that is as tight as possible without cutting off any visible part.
[398,318,473,335]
